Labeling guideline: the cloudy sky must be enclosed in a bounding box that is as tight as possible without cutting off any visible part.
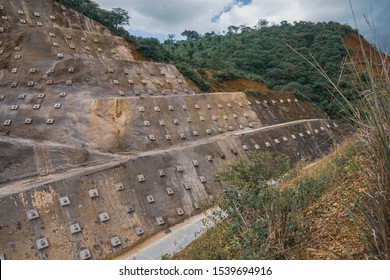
[94,0,389,50]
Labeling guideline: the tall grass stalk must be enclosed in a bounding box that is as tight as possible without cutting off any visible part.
[288,4,390,258]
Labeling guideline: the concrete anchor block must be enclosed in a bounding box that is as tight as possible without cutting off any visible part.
[144,120,150,126]
[46,119,55,125]
[165,135,172,141]
[70,223,81,234]
[233,114,238,119]
[195,104,200,109]
[59,196,70,206]
[227,103,232,108]
[89,189,99,198]
[36,238,49,250]
[98,212,109,223]
[291,134,297,139]
[199,176,207,183]
[206,129,212,134]
[176,208,184,216]
[134,227,144,236]
[254,144,261,150]
[148,135,155,141]
[184,183,192,190]
[192,131,199,136]
[26,209,39,220]
[137,174,145,182]
[175,165,183,172]
[3,120,12,126]
[115,183,124,191]
[80,249,91,260]
[159,120,165,126]
[242,145,249,151]
[154,106,160,112]
[158,169,165,177]
[299,133,304,137]
[180,134,186,139]
[218,128,224,133]
[283,137,289,142]
[187,117,192,123]
[125,204,135,213]
[166,188,174,195]
[156,217,165,225]
[110,237,121,247]
[192,160,199,167]
[146,195,155,203]
[32,103,40,109]
[274,139,280,144]
[265,142,271,147]
[24,119,32,125]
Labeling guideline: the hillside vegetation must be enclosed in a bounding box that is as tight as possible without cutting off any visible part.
[159,22,358,117]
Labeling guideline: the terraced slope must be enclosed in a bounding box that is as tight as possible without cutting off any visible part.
[0,0,349,260]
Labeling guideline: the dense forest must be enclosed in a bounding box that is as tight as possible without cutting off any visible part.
[159,22,357,117]
[57,0,357,117]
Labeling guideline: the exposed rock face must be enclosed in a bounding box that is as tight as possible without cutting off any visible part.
[0,0,348,259]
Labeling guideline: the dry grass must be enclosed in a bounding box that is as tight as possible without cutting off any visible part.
[288,6,390,258]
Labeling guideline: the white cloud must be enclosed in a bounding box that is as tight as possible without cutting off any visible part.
[94,0,389,47]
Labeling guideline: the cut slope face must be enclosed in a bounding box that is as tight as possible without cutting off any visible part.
[0,0,348,260]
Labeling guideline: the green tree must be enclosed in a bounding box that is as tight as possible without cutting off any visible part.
[181,30,201,40]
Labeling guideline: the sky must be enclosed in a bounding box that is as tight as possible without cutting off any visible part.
[94,0,389,50]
